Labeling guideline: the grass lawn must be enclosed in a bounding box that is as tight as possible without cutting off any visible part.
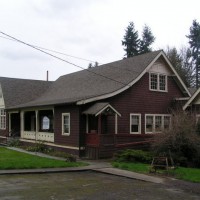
[0,147,86,170]
[112,161,200,183]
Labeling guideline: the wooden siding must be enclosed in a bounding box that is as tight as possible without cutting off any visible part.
[54,105,80,148]
[82,72,186,158]
[105,73,184,134]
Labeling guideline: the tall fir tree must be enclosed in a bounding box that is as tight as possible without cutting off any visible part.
[122,22,155,58]
[187,20,200,88]
[139,25,155,54]
[122,22,140,57]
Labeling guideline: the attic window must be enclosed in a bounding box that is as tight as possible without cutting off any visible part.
[150,73,167,92]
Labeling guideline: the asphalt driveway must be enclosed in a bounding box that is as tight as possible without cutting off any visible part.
[0,171,199,200]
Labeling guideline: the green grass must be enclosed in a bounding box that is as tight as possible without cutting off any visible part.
[0,147,86,170]
[112,161,200,183]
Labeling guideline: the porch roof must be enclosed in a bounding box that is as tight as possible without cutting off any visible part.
[83,102,121,117]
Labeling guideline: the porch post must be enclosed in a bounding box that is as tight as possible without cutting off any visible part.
[8,113,11,134]
[86,114,89,133]
[35,110,38,141]
[20,111,24,138]
[98,114,102,134]
[115,114,118,134]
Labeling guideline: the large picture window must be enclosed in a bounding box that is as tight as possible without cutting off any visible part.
[0,109,6,130]
[150,73,167,92]
[130,114,141,134]
[145,114,171,133]
[62,113,70,136]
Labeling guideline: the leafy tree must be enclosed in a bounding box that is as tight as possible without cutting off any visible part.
[151,110,200,167]
[165,46,194,87]
[187,20,200,88]
[122,22,140,57]
[180,47,195,87]
[139,25,155,54]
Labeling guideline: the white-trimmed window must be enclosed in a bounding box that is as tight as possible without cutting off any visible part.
[0,109,6,130]
[145,114,171,133]
[130,114,141,134]
[146,116,153,132]
[150,73,167,92]
[62,113,70,136]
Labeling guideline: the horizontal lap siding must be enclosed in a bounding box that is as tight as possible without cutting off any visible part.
[54,105,80,147]
[105,73,184,134]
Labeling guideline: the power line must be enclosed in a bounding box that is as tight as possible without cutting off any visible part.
[0,35,97,63]
[0,33,141,74]
[0,31,131,87]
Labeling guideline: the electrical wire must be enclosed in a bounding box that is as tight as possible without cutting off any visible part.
[0,31,132,87]
[0,34,141,74]
[0,35,97,63]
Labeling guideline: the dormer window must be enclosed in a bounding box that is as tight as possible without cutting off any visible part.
[150,73,167,92]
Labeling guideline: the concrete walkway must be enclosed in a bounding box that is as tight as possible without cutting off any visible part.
[0,146,165,184]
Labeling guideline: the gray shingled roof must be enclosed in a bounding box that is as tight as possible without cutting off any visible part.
[83,103,110,115]
[0,77,52,109]
[8,50,162,109]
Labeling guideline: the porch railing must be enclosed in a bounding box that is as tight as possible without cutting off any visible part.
[22,131,54,142]
[86,133,115,146]
[86,133,154,147]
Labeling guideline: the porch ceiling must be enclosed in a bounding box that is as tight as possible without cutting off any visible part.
[83,102,121,117]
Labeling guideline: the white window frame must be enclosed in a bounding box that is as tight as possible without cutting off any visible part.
[145,114,171,134]
[149,73,167,92]
[130,114,141,134]
[0,109,6,130]
[62,113,70,136]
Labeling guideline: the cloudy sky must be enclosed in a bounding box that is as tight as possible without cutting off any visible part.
[0,0,200,81]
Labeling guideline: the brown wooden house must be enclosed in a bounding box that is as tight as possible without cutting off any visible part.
[0,50,193,159]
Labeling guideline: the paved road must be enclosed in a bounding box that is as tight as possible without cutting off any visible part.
[0,171,199,200]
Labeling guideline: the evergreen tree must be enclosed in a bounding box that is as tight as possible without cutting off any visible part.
[122,22,155,58]
[88,61,99,69]
[187,20,200,88]
[139,25,155,54]
[122,22,140,57]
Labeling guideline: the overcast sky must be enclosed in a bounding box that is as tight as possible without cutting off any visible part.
[0,0,200,81]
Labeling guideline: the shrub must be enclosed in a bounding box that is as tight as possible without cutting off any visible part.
[7,138,20,147]
[26,141,49,153]
[151,110,200,168]
[114,149,153,164]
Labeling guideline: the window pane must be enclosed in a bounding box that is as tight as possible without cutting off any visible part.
[146,116,153,132]
[159,75,166,91]
[155,116,162,132]
[164,116,170,130]
[150,74,158,90]
[131,115,139,124]
[64,126,69,133]
[131,125,138,132]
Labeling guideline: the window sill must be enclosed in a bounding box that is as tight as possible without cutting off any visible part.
[149,89,168,93]
[62,133,70,136]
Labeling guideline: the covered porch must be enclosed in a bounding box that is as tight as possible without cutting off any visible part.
[9,108,54,142]
[83,103,121,159]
